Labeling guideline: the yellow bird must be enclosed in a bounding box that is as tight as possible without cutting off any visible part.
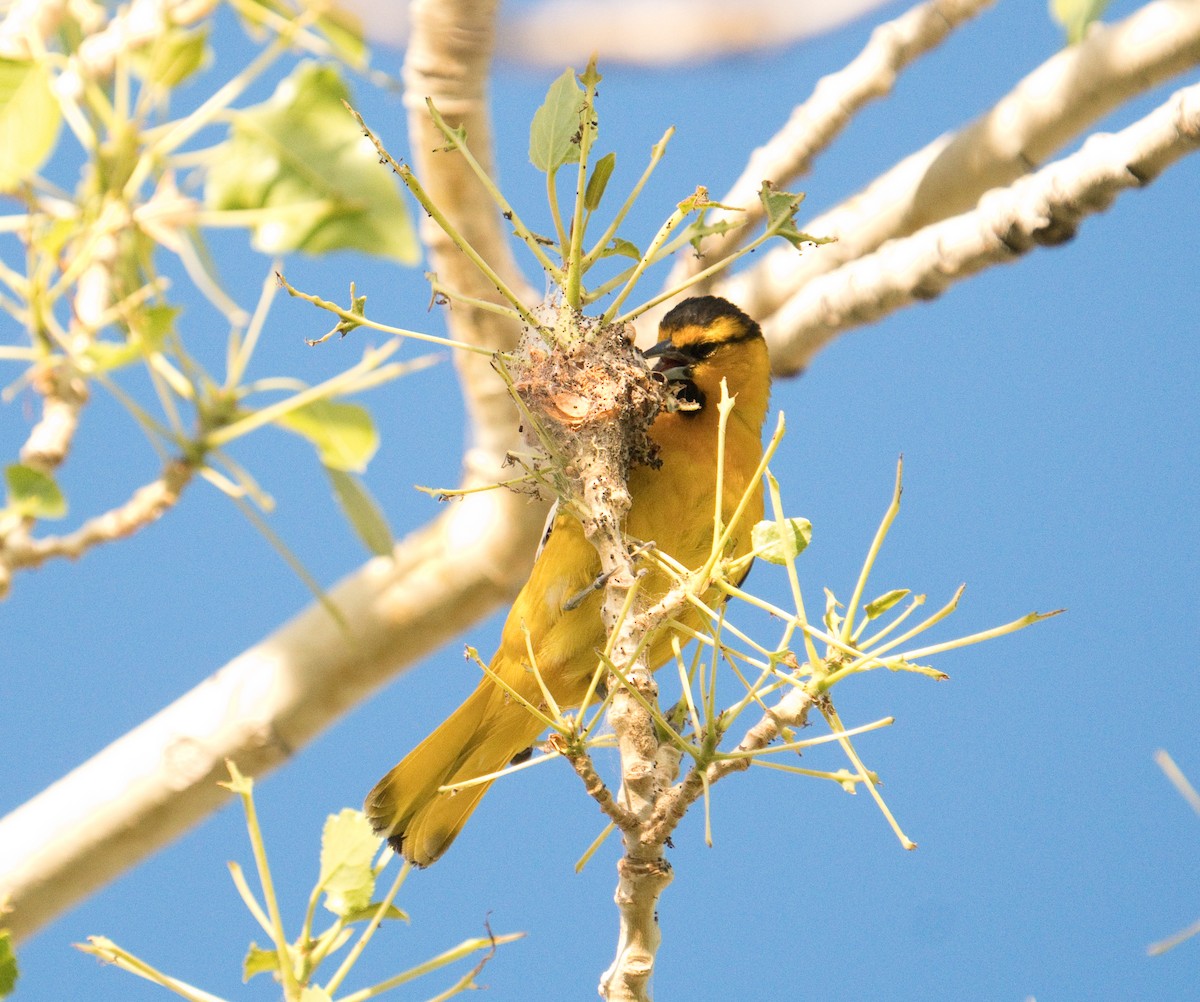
[366,296,771,865]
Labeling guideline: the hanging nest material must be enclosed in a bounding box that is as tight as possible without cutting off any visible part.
[508,305,667,527]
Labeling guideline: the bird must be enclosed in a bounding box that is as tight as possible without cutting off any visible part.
[365,295,772,866]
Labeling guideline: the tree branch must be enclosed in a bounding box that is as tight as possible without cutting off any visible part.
[0,459,194,592]
[719,0,1200,340]
[764,77,1200,371]
[668,0,996,289]
[0,480,544,941]
[0,0,548,943]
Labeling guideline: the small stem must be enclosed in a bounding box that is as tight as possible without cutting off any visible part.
[697,410,786,584]
[324,860,413,995]
[225,765,301,1000]
[225,264,280,390]
[565,58,600,309]
[226,861,273,937]
[583,127,674,269]
[547,168,568,257]
[276,272,497,356]
[75,938,230,1002]
[204,341,400,449]
[615,203,818,326]
[765,470,822,670]
[338,933,522,1002]
[424,98,563,280]
[821,702,915,850]
[344,107,544,331]
[427,274,526,323]
[601,203,691,324]
[840,457,903,644]
[1155,750,1200,817]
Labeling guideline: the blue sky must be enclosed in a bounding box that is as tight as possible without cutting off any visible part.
[3,1,1199,1000]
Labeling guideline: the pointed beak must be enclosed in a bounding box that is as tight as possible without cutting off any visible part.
[642,339,692,382]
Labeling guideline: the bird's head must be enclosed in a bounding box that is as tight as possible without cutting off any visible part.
[643,296,771,424]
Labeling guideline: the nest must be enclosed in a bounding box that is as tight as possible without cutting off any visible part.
[509,306,667,509]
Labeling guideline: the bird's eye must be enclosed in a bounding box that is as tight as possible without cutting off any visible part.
[689,342,720,360]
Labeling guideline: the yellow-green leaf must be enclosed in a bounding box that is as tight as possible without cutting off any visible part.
[529,68,583,173]
[314,5,368,70]
[585,152,616,211]
[600,237,641,260]
[205,62,416,262]
[319,809,381,918]
[0,59,62,190]
[242,942,279,982]
[0,929,17,997]
[751,516,811,565]
[275,399,378,472]
[1050,0,1111,43]
[134,24,210,88]
[84,303,179,372]
[5,464,66,519]
[341,901,408,924]
[326,467,393,557]
[758,182,828,251]
[864,589,910,620]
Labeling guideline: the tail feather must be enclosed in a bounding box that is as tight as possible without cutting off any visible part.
[365,678,544,866]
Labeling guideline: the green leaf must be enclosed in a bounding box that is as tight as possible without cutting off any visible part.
[1050,0,1111,43]
[684,215,741,255]
[759,183,804,226]
[231,0,367,67]
[205,62,417,262]
[823,587,842,635]
[600,237,641,260]
[134,24,210,88]
[0,929,17,997]
[529,68,584,173]
[584,152,616,211]
[758,182,829,251]
[319,809,382,918]
[751,516,811,565]
[341,901,408,924]
[84,303,179,372]
[242,942,280,982]
[313,5,368,69]
[5,464,66,519]
[864,589,910,620]
[275,399,378,472]
[326,467,393,557]
[0,58,62,190]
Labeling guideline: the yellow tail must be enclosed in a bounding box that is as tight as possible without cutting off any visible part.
[365,675,544,866]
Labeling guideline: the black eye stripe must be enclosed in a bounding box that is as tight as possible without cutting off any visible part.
[677,328,760,360]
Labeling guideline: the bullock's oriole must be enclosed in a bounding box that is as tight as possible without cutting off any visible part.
[366,296,771,865]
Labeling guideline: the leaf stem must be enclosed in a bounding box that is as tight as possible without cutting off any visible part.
[424,98,563,280]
